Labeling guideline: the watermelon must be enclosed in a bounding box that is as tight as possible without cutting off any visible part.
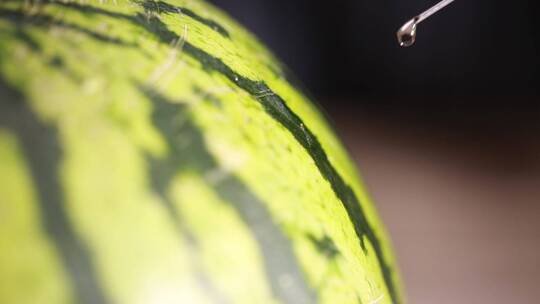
[0,0,403,303]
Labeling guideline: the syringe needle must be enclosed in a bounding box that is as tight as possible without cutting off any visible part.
[397,0,456,47]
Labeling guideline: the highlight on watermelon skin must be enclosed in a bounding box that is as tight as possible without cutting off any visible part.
[0,1,404,303]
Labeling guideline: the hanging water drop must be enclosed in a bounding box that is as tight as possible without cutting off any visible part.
[396,0,456,47]
[397,18,418,47]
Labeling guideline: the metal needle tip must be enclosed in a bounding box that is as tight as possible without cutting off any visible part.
[397,0,456,47]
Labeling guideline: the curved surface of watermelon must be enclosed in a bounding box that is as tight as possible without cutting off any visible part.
[0,1,403,303]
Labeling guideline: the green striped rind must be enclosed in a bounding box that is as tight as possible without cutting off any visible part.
[0,1,404,303]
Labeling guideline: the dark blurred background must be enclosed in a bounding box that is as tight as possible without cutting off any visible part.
[209,0,540,303]
[209,0,540,99]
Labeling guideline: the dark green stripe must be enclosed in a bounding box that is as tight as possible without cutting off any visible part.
[0,8,136,47]
[13,28,41,51]
[237,59,400,304]
[0,78,110,304]
[140,0,230,38]
[140,88,231,304]
[42,0,230,38]
[141,86,316,304]
[307,234,340,259]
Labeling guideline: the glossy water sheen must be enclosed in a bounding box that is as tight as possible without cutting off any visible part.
[397,18,418,47]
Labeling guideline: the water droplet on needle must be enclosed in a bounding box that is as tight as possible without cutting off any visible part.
[397,18,418,47]
[397,0,456,47]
